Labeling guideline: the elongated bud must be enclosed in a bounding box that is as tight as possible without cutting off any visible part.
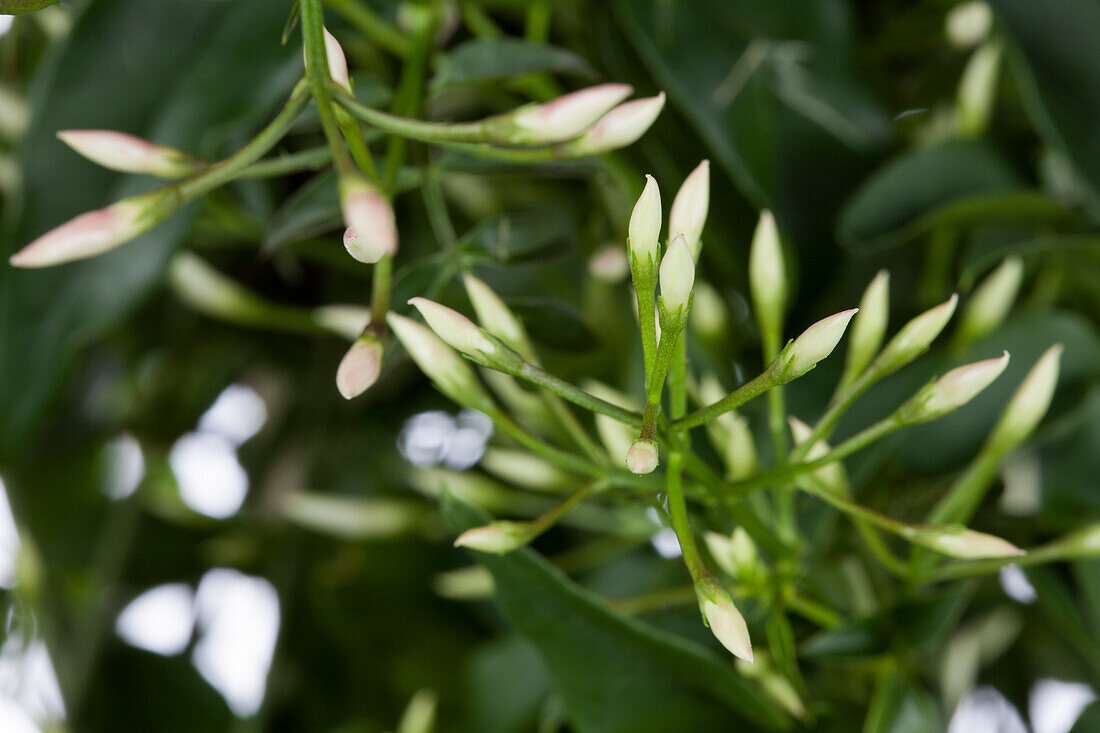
[897,352,1010,425]
[340,175,397,263]
[57,130,203,178]
[690,281,727,340]
[10,189,173,267]
[305,27,351,93]
[957,40,1003,138]
[566,93,665,155]
[659,235,695,317]
[462,274,531,357]
[697,576,753,661]
[1045,524,1100,560]
[908,525,1024,559]
[408,297,497,364]
[584,380,638,464]
[704,528,760,580]
[946,1,993,49]
[872,294,958,376]
[336,333,383,399]
[628,174,662,266]
[957,257,1024,346]
[789,416,847,494]
[988,344,1062,449]
[626,440,659,475]
[749,210,786,338]
[312,304,372,340]
[510,83,634,144]
[386,313,494,412]
[454,521,534,554]
[697,375,757,478]
[780,309,859,380]
[481,448,570,490]
[669,160,710,258]
[840,270,890,389]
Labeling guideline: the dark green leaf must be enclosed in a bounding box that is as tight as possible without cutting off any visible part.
[507,299,599,352]
[432,38,595,89]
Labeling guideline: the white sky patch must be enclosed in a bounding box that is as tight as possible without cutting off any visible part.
[198,384,267,447]
[115,584,196,656]
[1030,679,1097,733]
[102,433,145,500]
[0,635,66,726]
[192,569,280,719]
[948,686,1027,733]
[0,476,19,588]
[1000,565,1038,605]
[170,433,249,519]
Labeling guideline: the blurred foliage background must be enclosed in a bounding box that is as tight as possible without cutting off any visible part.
[3,0,1100,731]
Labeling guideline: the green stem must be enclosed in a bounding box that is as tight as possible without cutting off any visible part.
[497,360,643,426]
[236,146,332,179]
[672,367,776,431]
[637,325,684,441]
[922,542,1066,583]
[382,24,433,191]
[542,393,608,465]
[926,446,1004,526]
[633,267,658,386]
[369,254,393,326]
[528,479,607,535]
[786,591,842,628]
[421,164,457,248]
[610,585,698,616]
[666,449,708,582]
[338,111,380,184]
[323,0,412,58]
[336,89,493,143]
[300,0,357,179]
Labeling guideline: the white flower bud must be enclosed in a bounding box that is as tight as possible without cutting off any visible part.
[336,334,383,399]
[788,416,847,494]
[957,40,1003,138]
[57,129,202,178]
[567,93,665,154]
[988,344,1062,449]
[704,527,759,580]
[898,351,1010,424]
[957,257,1024,345]
[462,274,529,356]
[408,297,496,363]
[842,270,890,387]
[386,313,494,412]
[873,294,958,375]
[669,160,709,258]
[628,174,662,266]
[699,579,753,661]
[583,380,638,464]
[911,525,1025,559]
[10,189,171,267]
[658,235,695,316]
[626,440,659,475]
[511,83,633,144]
[749,210,787,342]
[946,1,993,48]
[782,309,859,379]
[340,176,397,263]
[305,27,351,93]
[454,521,534,554]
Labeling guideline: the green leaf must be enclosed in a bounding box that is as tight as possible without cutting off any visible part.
[460,208,576,263]
[431,38,595,89]
[506,299,599,352]
[991,0,1100,216]
[264,171,342,251]
[443,494,792,733]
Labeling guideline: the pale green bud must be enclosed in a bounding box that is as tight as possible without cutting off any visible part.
[781,309,859,380]
[168,252,268,322]
[704,527,759,580]
[408,297,497,364]
[957,40,1003,138]
[336,333,384,399]
[669,160,710,258]
[312,304,372,340]
[689,281,728,340]
[908,525,1025,559]
[626,439,659,475]
[386,313,494,412]
[566,93,665,154]
[57,129,203,178]
[462,274,531,357]
[749,210,786,336]
[872,294,958,376]
[454,521,535,554]
[628,174,662,266]
[698,576,753,661]
[957,257,1024,346]
[988,344,1062,449]
[511,83,633,144]
[583,380,638,465]
[897,351,1010,425]
[480,448,571,491]
[946,1,993,48]
[788,416,847,494]
[658,235,695,316]
[841,270,890,387]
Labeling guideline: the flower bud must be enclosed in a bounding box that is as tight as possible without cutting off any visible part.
[658,235,695,316]
[788,416,847,494]
[988,344,1062,449]
[584,380,638,464]
[749,210,786,338]
[698,577,753,661]
[909,525,1025,559]
[946,1,993,49]
[10,189,173,268]
[454,521,534,554]
[957,40,1003,138]
[57,130,203,178]
[567,93,665,154]
[336,333,383,399]
[689,281,727,340]
[481,448,570,490]
[1047,524,1100,559]
[956,257,1024,346]
[872,294,958,375]
[312,304,372,340]
[704,527,759,580]
[386,313,494,412]
[628,174,662,266]
[587,245,630,283]
[305,27,351,92]
[510,83,634,144]
[897,352,1010,425]
[780,309,859,380]
[697,375,757,478]
[462,274,531,357]
[669,160,709,259]
[626,440,659,475]
[408,297,497,364]
[340,176,397,263]
[840,270,890,389]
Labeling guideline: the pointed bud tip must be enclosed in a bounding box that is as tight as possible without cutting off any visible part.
[408,297,496,358]
[701,596,753,662]
[786,308,859,376]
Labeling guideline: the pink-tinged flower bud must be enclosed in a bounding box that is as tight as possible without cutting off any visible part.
[782,309,859,379]
[626,439,659,475]
[909,525,1025,559]
[567,93,665,154]
[462,274,530,356]
[898,351,1010,424]
[698,577,753,661]
[408,297,496,363]
[511,83,634,144]
[303,27,351,93]
[340,176,397,263]
[57,130,202,178]
[988,344,1062,449]
[628,174,662,266]
[873,294,958,375]
[336,333,383,399]
[386,313,495,412]
[659,235,695,316]
[669,160,709,259]
[9,189,171,268]
[454,521,534,554]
